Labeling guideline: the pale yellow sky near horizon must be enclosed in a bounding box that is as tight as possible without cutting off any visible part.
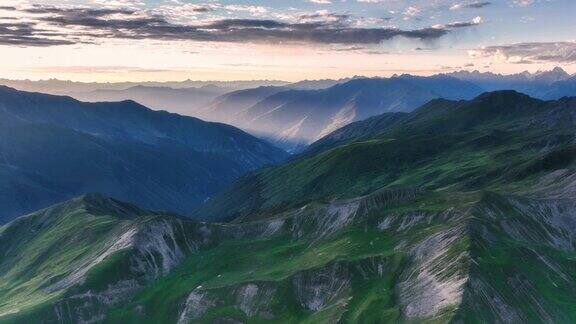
[1,0,575,82]
[2,41,573,82]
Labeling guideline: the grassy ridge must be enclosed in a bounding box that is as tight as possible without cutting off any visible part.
[197,92,576,222]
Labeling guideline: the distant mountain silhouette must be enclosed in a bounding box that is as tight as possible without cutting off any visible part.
[71,85,229,116]
[204,75,483,152]
[447,66,576,99]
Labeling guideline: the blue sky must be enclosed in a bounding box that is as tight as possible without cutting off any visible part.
[0,0,574,81]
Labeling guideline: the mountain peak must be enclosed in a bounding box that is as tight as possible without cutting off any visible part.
[74,193,115,207]
[473,90,537,102]
[533,66,570,81]
[0,84,19,93]
[66,194,148,219]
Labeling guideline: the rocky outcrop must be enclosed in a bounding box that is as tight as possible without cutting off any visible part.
[398,227,469,319]
[178,289,215,324]
[235,283,276,318]
[292,262,351,312]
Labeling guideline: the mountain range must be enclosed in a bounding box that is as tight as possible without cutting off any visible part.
[204,75,483,151]
[0,85,287,223]
[0,78,289,95]
[4,68,574,154]
[198,90,576,220]
[1,90,576,323]
[71,85,230,117]
[447,66,576,99]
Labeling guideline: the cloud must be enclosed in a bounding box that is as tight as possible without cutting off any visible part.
[511,0,534,7]
[0,21,75,46]
[469,42,576,63]
[434,16,483,28]
[0,5,484,47]
[297,11,351,24]
[224,5,268,14]
[168,4,213,13]
[21,6,135,17]
[450,1,492,10]
[403,6,421,18]
[91,0,145,9]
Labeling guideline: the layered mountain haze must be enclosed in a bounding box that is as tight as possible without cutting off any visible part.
[204,75,484,152]
[4,68,574,155]
[0,79,289,96]
[201,86,288,123]
[287,78,352,91]
[71,85,229,117]
[1,74,485,153]
[0,86,287,223]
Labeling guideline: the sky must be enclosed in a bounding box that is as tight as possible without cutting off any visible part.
[0,0,575,82]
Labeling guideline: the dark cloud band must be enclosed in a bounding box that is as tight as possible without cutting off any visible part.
[0,5,483,47]
[0,21,74,46]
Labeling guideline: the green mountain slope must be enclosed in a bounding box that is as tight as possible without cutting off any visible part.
[2,90,576,323]
[0,194,205,322]
[197,91,576,222]
[2,189,576,323]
